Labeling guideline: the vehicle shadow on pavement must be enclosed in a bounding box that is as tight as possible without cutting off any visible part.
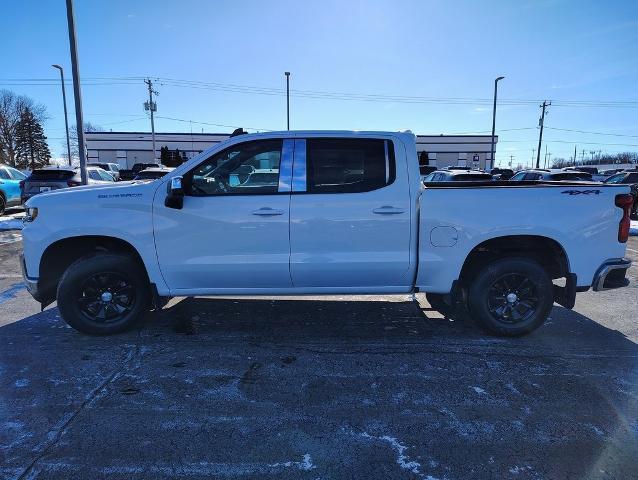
[143,296,638,354]
[2,298,638,480]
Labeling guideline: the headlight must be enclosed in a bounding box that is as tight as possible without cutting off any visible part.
[24,207,38,222]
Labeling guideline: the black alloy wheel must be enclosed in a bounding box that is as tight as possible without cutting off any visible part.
[77,272,136,323]
[487,273,539,324]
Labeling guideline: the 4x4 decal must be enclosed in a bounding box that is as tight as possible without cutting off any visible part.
[561,190,601,195]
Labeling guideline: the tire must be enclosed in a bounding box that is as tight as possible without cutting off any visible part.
[467,257,553,337]
[0,193,6,216]
[57,253,150,335]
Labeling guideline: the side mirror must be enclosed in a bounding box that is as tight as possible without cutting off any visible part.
[165,176,184,209]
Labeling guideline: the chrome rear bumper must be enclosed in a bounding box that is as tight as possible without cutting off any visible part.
[592,258,632,292]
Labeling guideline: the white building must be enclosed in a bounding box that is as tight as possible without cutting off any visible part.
[85,131,498,170]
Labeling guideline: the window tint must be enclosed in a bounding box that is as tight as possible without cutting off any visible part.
[88,169,101,181]
[306,138,394,193]
[626,173,638,183]
[30,169,75,180]
[525,173,542,180]
[0,168,10,180]
[188,140,282,195]
[453,174,492,181]
[510,171,526,181]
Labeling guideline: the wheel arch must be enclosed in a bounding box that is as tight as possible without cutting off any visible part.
[38,235,151,307]
[458,234,570,287]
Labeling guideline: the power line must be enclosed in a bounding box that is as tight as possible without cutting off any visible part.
[154,115,273,132]
[2,76,638,108]
[545,127,638,138]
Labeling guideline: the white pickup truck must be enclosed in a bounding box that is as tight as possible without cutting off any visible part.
[21,131,633,336]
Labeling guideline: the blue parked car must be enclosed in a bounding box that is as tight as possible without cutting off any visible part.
[0,164,27,215]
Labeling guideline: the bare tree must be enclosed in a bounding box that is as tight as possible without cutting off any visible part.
[0,90,47,166]
[63,121,104,165]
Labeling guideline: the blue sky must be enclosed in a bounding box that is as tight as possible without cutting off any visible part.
[3,0,638,166]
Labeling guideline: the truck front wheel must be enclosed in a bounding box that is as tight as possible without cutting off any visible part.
[57,253,150,335]
[467,257,553,337]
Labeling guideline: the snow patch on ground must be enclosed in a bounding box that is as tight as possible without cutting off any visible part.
[268,453,316,471]
[471,386,487,395]
[359,432,441,479]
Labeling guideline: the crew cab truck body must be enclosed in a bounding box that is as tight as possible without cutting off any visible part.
[20,131,633,336]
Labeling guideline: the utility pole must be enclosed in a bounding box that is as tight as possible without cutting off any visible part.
[144,78,158,161]
[590,150,596,162]
[536,100,550,169]
[544,144,548,168]
[531,148,535,168]
[65,0,88,185]
[509,154,514,167]
[284,72,290,130]
[573,145,577,166]
[581,149,586,164]
[547,151,552,168]
[490,76,505,170]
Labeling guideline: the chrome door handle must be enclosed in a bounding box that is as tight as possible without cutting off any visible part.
[373,206,405,215]
[252,207,285,216]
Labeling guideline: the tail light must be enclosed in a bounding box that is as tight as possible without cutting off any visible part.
[67,180,82,187]
[615,194,633,243]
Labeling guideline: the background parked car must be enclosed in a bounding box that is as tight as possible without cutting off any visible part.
[599,168,625,177]
[0,164,27,215]
[604,170,638,218]
[422,169,494,182]
[133,166,174,181]
[509,169,593,181]
[488,167,514,180]
[87,162,121,180]
[21,166,115,202]
[119,163,161,180]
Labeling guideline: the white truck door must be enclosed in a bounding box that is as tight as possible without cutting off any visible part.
[289,137,412,288]
[153,139,293,292]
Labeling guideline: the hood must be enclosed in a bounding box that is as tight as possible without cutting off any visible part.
[25,180,157,208]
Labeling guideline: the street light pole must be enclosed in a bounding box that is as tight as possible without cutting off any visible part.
[490,76,504,170]
[284,72,290,130]
[65,0,88,185]
[52,65,72,166]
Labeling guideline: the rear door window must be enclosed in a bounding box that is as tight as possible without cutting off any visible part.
[306,138,394,193]
[0,168,10,180]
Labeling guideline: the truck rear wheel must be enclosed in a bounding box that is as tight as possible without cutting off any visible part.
[57,253,150,335]
[467,257,553,337]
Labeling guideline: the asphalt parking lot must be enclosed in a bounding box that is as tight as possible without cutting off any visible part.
[1,213,638,480]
